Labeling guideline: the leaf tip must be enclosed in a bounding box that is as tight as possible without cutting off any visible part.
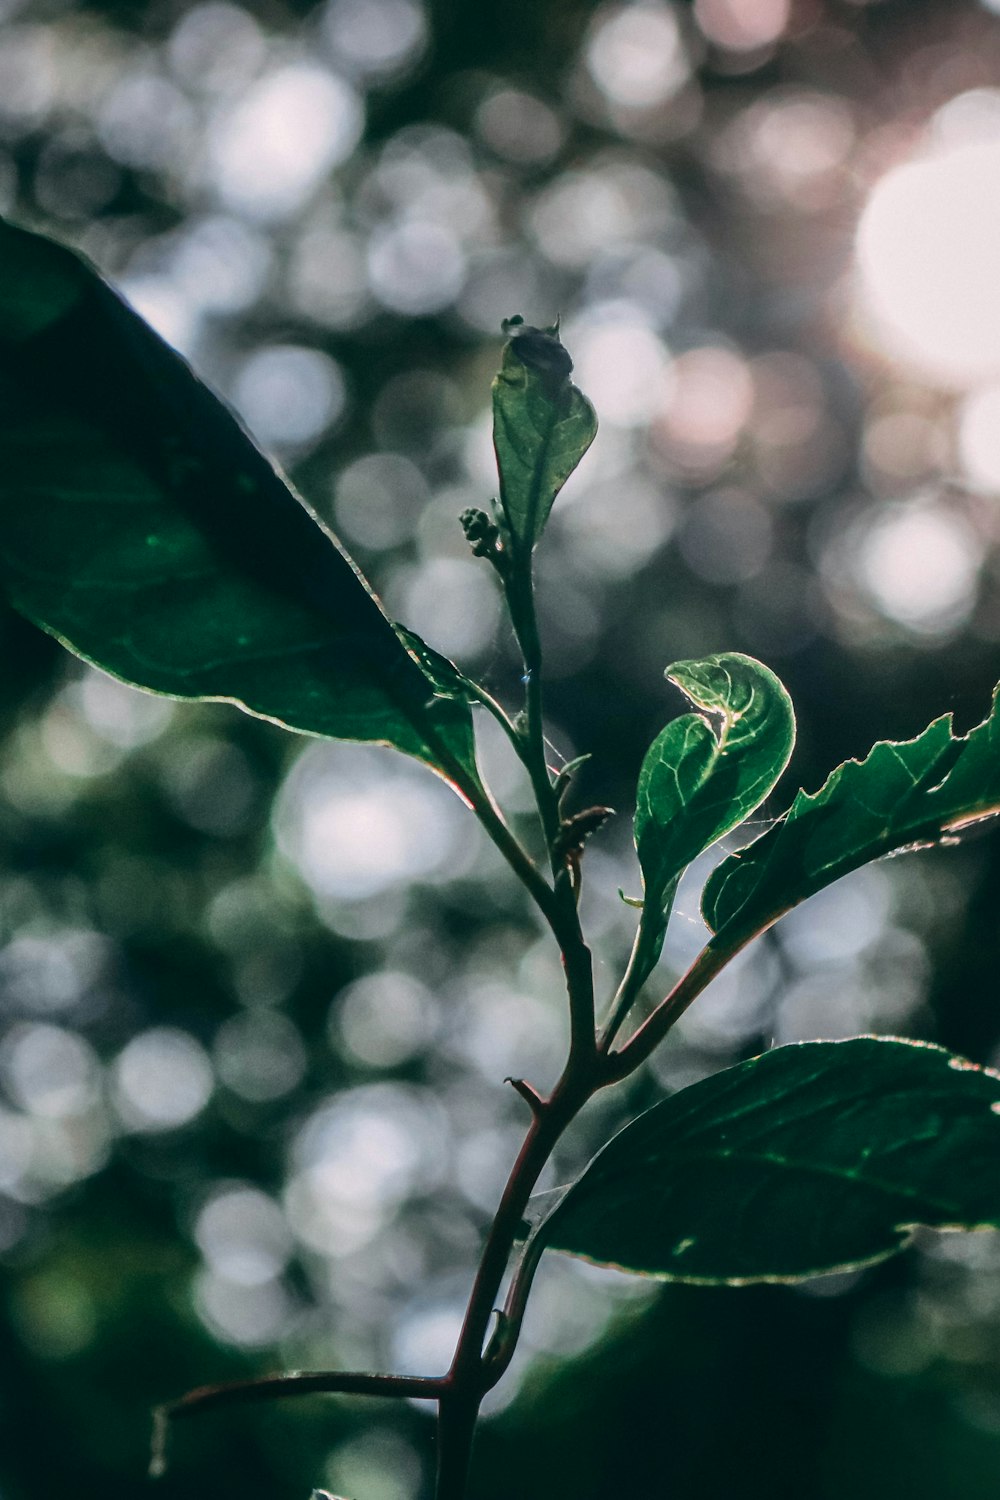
[501,318,574,382]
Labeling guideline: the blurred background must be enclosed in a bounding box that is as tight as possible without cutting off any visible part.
[4,0,1000,1495]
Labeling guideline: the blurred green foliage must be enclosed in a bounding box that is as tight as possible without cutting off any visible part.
[4,0,1000,1496]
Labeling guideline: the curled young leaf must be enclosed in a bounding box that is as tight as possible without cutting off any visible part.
[540,1038,1000,1283]
[0,217,479,790]
[491,319,597,554]
[631,652,794,981]
[703,681,1000,947]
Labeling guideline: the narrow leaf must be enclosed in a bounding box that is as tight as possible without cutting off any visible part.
[392,625,475,703]
[542,1038,1000,1283]
[491,319,597,553]
[632,653,794,978]
[703,682,1000,946]
[0,217,479,786]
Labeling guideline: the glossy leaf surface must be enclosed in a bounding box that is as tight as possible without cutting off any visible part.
[491,320,597,553]
[543,1039,1000,1283]
[703,683,1000,945]
[631,653,794,979]
[0,218,478,785]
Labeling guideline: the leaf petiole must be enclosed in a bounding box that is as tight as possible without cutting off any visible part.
[602,940,741,1083]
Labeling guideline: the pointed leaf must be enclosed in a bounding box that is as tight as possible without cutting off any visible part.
[392,625,475,703]
[0,217,479,787]
[491,320,597,553]
[542,1038,1000,1283]
[703,683,1000,946]
[632,653,794,978]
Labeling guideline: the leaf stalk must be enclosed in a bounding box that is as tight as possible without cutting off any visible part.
[602,941,735,1082]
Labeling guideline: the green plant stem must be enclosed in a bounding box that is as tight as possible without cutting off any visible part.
[508,564,562,857]
[598,876,679,1054]
[457,770,561,933]
[434,1064,597,1500]
[461,769,600,1069]
[449,1075,587,1380]
[482,1227,548,1386]
[418,676,561,940]
[432,547,602,1500]
[433,579,601,1496]
[561,920,598,1064]
[433,1389,481,1500]
[503,554,598,1062]
[463,679,531,765]
[600,925,645,1053]
[602,941,735,1082]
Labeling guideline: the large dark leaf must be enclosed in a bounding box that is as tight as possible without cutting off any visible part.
[631,653,793,981]
[0,217,479,786]
[491,320,596,554]
[702,684,1000,946]
[541,1038,1000,1283]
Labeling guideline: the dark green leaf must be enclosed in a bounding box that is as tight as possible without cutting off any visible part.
[703,683,1000,946]
[632,653,794,979]
[0,217,479,787]
[542,1038,1000,1283]
[491,320,597,553]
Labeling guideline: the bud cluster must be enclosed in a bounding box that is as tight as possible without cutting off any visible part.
[460,506,507,573]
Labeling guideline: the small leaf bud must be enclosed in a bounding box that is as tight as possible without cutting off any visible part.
[503,320,573,385]
[459,506,507,572]
[460,507,496,549]
[554,805,615,860]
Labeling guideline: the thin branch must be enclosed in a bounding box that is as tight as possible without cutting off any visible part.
[598,878,679,1055]
[598,922,644,1055]
[152,1369,447,1476]
[602,942,733,1083]
[561,920,599,1066]
[503,562,560,849]
[166,1367,446,1422]
[434,1389,481,1500]
[501,560,598,1064]
[459,774,561,935]
[413,687,561,941]
[463,679,530,765]
[482,1228,548,1388]
[445,1069,589,1393]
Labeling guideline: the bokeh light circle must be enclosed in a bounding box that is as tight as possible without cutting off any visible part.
[856,139,1000,387]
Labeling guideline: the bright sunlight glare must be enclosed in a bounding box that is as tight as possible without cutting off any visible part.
[856,136,1000,388]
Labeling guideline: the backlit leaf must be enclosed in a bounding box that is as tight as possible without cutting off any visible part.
[0,217,479,788]
[703,683,1000,946]
[542,1038,1000,1283]
[491,319,597,554]
[632,653,794,980]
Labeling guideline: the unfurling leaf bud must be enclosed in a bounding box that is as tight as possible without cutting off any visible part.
[492,315,596,553]
[502,319,574,386]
